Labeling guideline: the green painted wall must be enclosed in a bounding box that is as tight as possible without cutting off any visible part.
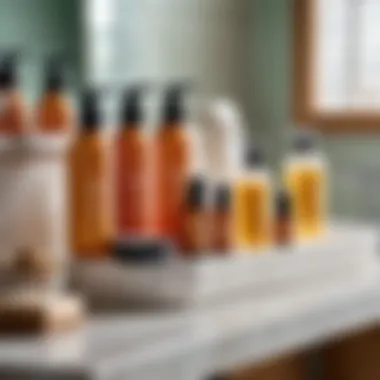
[0,0,81,100]
[250,0,380,220]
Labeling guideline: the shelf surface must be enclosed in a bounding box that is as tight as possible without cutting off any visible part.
[0,278,380,380]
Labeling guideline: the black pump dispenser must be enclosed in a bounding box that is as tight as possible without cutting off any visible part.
[45,56,65,92]
[0,53,18,89]
[245,146,265,168]
[162,84,188,125]
[80,90,102,132]
[120,86,145,126]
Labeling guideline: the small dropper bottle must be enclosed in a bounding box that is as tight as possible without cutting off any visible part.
[212,183,233,253]
[179,176,209,256]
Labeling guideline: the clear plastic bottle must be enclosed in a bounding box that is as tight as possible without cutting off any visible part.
[233,147,273,251]
[284,131,328,241]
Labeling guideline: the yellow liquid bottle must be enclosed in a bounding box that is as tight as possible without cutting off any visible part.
[284,133,327,241]
[233,147,273,251]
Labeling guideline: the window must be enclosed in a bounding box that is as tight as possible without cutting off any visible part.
[293,0,380,132]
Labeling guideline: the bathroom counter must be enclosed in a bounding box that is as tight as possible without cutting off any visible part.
[0,279,380,380]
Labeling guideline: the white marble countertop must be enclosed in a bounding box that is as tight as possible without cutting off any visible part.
[0,278,380,380]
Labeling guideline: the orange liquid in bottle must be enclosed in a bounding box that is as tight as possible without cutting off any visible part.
[285,163,326,240]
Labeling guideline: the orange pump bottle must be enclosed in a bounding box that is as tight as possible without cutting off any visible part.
[69,91,112,258]
[35,57,72,133]
[155,86,192,244]
[116,87,151,236]
[0,54,28,134]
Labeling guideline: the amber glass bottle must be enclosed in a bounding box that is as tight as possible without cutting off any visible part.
[212,183,232,253]
[69,90,112,257]
[179,176,209,255]
[35,57,72,133]
[274,189,293,246]
[233,147,273,251]
[0,53,28,134]
[284,132,327,241]
[155,85,192,244]
[116,86,151,237]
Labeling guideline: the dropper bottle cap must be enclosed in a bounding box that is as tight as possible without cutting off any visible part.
[45,56,65,92]
[293,130,317,153]
[120,85,146,127]
[244,146,265,168]
[276,189,291,218]
[0,52,18,89]
[186,176,207,211]
[214,183,231,212]
[162,83,189,125]
[80,89,102,132]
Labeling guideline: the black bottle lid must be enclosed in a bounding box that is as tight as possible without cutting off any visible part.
[245,146,265,168]
[80,89,102,132]
[162,83,189,125]
[214,183,231,212]
[186,176,207,210]
[0,53,18,89]
[113,238,173,264]
[294,130,317,152]
[276,189,291,218]
[45,56,65,92]
[120,85,145,126]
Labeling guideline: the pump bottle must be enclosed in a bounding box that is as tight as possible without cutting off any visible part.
[35,56,73,133]
[69,90,112,257]
[0,53,28,134]
[116,86,151,237]
[155,85,192,245]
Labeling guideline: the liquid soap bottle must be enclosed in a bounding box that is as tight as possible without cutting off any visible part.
[233,146,273,251]
[116,86,151,237]
[284,131,327,241]
[35,56,73,133]
[0,53,28,134]
[155,84,192,245]
[69,90,112,258]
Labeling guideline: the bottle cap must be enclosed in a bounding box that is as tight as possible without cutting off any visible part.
[45,56,65,92]
[186,176,207,210]
[0,53,18,89]
[276,189,291,218]
[245,146,265,168]
[113,238,173,264]
[214,183,231,212]
[120,85,146,126]
[80,89,102,131]
[162,83,189,125]
[294,130,317,152]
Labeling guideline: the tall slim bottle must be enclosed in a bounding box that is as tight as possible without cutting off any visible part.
[116,86,151,237]
[284,131,327,241]
[155,85,192,244]
[35,57,73,133]
[233,147,273,251]
[69,90,112,257]
[0,53,28,134]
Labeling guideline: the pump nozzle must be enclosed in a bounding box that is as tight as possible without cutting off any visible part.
[0,52,19,89]
[80,89,103,131]
[120,85,148,126]
[162,83,191,125]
